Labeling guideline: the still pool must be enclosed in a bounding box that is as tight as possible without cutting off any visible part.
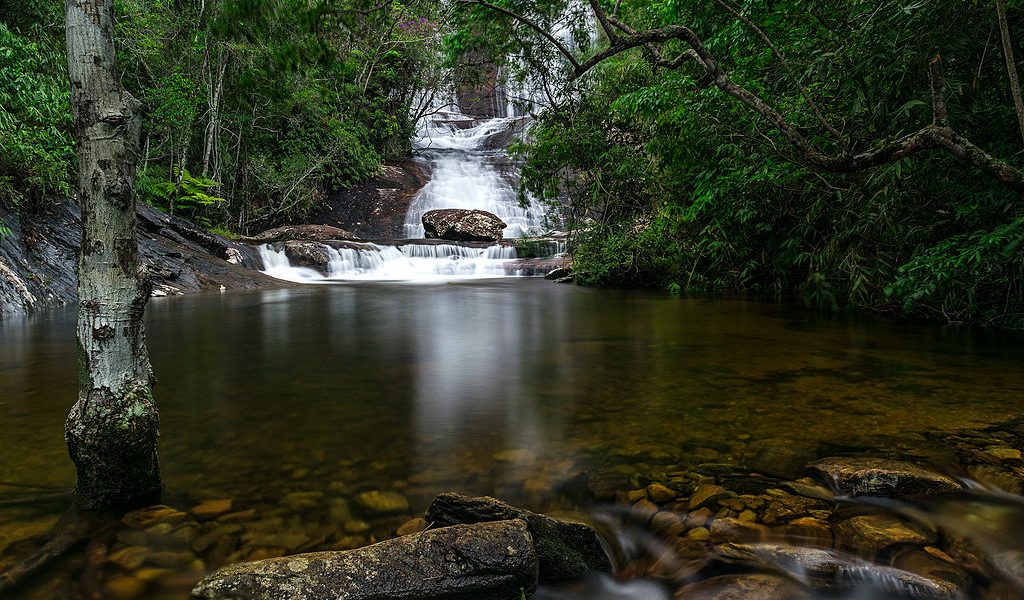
[2,280,1023,598]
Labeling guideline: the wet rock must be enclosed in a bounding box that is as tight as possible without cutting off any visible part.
[397,517,428,536]
[718,544,960,600]
[281,491,323,511]
[104,575,147,600]
[690,485,732,510]
[108,546,151,570]
[122,506,188,529]
[218,509,258,523]
[240,224,357,244]
[193,500,233,520]
[647,483,678,504]
[354,490,409,516]
[149,550,197,568]
[426,492,611,582]
[808,457,961,497]
[760,490,827,525]
[191,520,538,600]
[279,241,333,274]
[835,515,936,557]
[709,518,768,544]
[675,574,811,600]
[423,209,507,242]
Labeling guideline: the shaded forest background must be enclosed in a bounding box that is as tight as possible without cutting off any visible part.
[3,0,1024,328]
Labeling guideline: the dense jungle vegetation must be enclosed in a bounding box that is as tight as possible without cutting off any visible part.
[4,0,1024,328]
[456,0,1024,328]
[1,0,443,231]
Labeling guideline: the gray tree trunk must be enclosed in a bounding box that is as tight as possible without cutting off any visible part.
[64,0,161,510]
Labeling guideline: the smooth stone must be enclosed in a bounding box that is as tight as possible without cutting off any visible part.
[675,574,810,599]
[808,457,961,497]
[192,500,233,520]
[426,492,611,582]
[397,517,428,536]
[218,509,258,523]
[709,518,769,544]
[344,520,371,535]
[986,446,1023,461]
[149,550,197,568]
[103,576,146,600]
[650,511,685,537]
[122,506,187,529]
[329,498,353,523]
[835,515,936,556]
[689,485,732,510]
[493,449,534,463]
[718,544,959,599]
[647,483,678,504]
[625,489,647,503]
[191,521,538,600]
[281,491,323,510]
[108,546,151,571]
[354,490,409,515]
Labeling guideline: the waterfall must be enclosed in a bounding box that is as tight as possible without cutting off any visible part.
[405,114,550,239]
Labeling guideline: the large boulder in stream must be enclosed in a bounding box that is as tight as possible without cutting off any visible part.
[426,492,612,582]
[191,520,538,600]
[807,457,962,498]
[422,209,507,242]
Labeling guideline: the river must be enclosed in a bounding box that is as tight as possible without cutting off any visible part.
[2,114,1024,598]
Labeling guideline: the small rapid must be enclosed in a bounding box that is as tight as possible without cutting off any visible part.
[257,242,526,282]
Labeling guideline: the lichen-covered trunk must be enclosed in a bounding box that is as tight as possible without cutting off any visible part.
[65,0,161,510]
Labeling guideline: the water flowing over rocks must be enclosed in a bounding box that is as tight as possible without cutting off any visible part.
[425,493,612,582]
[422,209,507,242]
[808,458,963,497]
[191,520,538,600]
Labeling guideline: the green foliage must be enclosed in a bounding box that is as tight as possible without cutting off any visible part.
[139,168,225,227]
[0,20,72,207]
[482,0,1024,328]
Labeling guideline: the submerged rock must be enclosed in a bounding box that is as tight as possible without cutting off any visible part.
[425,492,611,582]
[354,490,410,516]
[422,209,507,242]
[807,457,962,497]
[717,544,961,600]
[675,574,811,600]
[191,520,538,600]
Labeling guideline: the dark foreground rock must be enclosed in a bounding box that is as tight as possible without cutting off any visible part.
[808,457,962,497]
[426,493,611,582]
[423,209,507,242]
[240,224,357,244]
[1,201,281,318]
[191,520,538,600]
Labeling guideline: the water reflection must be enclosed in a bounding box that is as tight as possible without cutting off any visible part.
[1,281,1024,597]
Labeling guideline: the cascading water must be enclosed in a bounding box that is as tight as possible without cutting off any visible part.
[404,112,549,239]
[256,109,562,283]
[257,241,532,283]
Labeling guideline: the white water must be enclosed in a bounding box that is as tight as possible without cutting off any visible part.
[405,113,549,239]
[258,242,523,283]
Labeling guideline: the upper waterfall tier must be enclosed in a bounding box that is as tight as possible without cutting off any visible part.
[404,114,549,239]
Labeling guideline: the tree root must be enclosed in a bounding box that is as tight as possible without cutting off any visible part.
[0,519,93,594]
